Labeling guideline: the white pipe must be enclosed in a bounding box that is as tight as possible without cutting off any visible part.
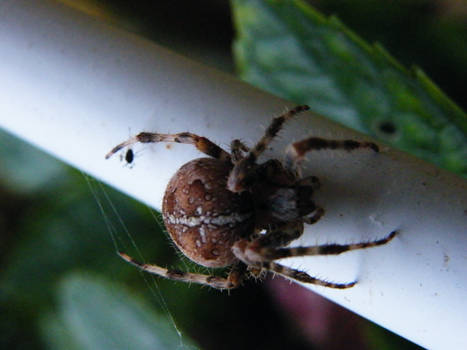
[0,1,466,349]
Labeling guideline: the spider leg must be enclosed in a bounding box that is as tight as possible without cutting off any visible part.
[227,106,309,192]
[118,252,246,290]
[251,230,398,262]
[248,105,310,162]
[106,132,231,161]
[264,261,356,289]
[234,231,396,288]
[285,137,379,173]
[233,237,357,288]
[230,139,249,163]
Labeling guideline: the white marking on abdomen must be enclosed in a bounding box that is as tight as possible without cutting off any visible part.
[166,212,251,228]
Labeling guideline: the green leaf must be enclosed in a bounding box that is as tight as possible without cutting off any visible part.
[39,273,198,350]
[0,175,168,307]
[231,0,467,176]
[0,129,69,193]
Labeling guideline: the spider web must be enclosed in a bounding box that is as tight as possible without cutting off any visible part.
[84,173,198,350]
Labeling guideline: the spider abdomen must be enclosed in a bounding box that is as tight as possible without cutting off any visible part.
[162,158,254,268]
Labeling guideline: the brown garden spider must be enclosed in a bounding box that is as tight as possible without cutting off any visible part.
[106,105,397,290]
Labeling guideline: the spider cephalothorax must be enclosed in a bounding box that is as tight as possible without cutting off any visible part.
[106,105,397,290]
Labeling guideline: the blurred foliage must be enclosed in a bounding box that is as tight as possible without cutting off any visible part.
[1,0,462,349]
[231,0,467,176]
[0,129,195,349]
[39,274,197,350]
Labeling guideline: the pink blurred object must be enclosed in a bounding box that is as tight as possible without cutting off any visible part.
[268,277,369,350]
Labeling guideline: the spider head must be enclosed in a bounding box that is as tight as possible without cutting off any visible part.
[227,157,257,193]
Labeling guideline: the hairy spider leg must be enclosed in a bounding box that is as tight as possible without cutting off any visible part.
[248,105,310,163]
[227,105,310,192]
[118,252,247,290]
[106,132,231,161]
[233,231,396,289]
[285,136,379,174]
[251,230,398,262]
[263,261,356,289]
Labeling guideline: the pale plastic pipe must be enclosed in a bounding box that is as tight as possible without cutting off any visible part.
[0,1,466,349]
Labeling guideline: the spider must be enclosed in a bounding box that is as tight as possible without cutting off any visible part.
[106,105,397,290]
